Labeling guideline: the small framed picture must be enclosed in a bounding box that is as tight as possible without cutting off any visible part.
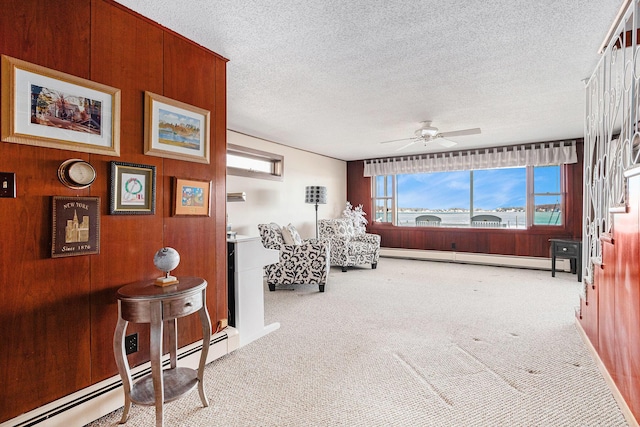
[110,161,156,215]
[173,177,211,216]
[1,55,120,156]
[144,91,210,164]
[52,196,100,258]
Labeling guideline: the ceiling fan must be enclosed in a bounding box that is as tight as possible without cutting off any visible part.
[379,121,481,151]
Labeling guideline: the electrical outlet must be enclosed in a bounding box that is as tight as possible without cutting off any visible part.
[125,333,138,355]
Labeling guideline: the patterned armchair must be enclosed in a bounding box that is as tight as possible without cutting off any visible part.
[318,219,380,272]
[257,223,330,292]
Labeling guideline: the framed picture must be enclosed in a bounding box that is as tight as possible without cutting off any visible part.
[144,91,210,164]
[52,196,100,258]
[173,177,211,216]
[110,161,156,215]
[1,55,120,156]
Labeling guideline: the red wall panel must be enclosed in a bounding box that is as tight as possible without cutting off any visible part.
[579,173,640,422]
[0,0,227,421]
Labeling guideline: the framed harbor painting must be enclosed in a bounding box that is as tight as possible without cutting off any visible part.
[144,91,210,164]
[1,55,120,156]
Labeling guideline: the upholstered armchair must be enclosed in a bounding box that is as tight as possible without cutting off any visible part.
[318,218,380,272]
[257,223,330,292]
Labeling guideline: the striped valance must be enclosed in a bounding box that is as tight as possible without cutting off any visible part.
[363,140,577,176]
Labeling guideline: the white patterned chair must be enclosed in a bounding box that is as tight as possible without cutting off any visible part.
[257,223,330,292]
[318,218,380,272]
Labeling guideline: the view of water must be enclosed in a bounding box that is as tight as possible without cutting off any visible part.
[378,211,561,228]
[159,129,200,146]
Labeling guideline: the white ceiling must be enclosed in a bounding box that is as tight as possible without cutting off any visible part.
[115,0,622,161]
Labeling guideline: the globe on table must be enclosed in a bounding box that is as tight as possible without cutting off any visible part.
[153,247,180,286]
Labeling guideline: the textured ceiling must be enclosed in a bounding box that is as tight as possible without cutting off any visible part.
[115,0,622,161]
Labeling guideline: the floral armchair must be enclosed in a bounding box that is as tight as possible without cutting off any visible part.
[257,223,330,292]
[318,218,380,272]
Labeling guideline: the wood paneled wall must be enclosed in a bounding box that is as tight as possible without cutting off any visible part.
[346,140,584,257]
[578,171,640,420]
[0,0,227,422]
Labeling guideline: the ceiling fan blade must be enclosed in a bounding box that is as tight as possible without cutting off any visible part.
[379,137,414,144]
[435,137,457,148]
[439,128,481,138]
[395,138,421,151]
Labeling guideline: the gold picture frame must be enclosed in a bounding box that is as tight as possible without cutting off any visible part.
[172,177,211,216]
[1,55,120,156]
[144,91,210,164]
[110,161,156,215]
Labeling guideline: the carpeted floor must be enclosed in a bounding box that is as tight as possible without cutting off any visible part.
[88,258,628,426]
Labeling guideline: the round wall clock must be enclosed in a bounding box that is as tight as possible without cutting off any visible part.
[58,159,97,189]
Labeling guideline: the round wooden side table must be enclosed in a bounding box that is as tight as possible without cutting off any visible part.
[113,276,211,427]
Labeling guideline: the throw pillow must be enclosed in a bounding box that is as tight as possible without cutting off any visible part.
[352,219,365,237]
[282,224,302,245]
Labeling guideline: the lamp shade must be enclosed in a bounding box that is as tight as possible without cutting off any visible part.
[305,186,327,204]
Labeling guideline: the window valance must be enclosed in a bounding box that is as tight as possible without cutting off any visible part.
[363,140,577,177]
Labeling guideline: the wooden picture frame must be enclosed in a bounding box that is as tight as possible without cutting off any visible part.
[1,55,120,156]
[109,161,156,215]
[144,91,210,164]
[173,177,211,216]
[52,196,100,258]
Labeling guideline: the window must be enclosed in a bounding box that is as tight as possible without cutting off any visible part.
[473,168,527,228]
[374,175,394,223]
[372,165,562,228]
[227,144,283,181]
[531,165,562,226]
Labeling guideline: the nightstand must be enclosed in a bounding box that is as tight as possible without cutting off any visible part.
[550,239,582,282]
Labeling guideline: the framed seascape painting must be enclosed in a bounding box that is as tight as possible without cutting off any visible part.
[51,196,100,258]
[109,161,156,215]
[1,55,120,156]
[172,177,211,216]
[144,91,210,164]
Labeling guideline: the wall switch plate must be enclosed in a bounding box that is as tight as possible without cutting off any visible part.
[0,172,16,198]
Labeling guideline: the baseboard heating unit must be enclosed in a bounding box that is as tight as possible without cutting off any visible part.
[380,248,571,271]
[2,327,239,427]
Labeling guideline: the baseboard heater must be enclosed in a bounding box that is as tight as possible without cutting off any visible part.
[380,247,572,271]
[2,327,239,427]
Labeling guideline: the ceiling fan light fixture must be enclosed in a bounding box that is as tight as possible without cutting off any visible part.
[415,126,439,138]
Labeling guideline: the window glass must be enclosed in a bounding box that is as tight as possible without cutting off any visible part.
[374,176,393,223]
[396,171,470,226]
[472,168,526,228]
[533,165,562,225]
[373,164,564,228]
[227,153,272,173]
